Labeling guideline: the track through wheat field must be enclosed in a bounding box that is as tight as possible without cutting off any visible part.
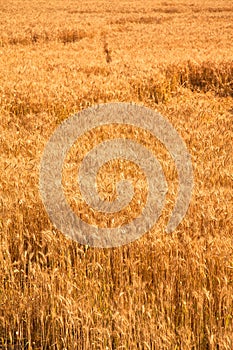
[0,0,233,349]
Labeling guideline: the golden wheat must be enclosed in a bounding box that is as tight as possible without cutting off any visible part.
[0,0,233,349]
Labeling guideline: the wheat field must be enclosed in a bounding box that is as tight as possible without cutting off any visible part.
[0,0,233,349]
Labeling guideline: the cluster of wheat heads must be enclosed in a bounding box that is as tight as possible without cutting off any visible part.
[1,0,233,349]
